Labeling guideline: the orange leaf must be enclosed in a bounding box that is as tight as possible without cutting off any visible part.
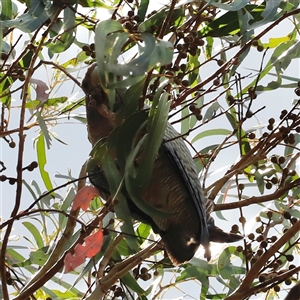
[64,230,104,273]
[72,186,99,211]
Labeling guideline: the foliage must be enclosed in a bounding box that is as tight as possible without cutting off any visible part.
[0,0,300,299]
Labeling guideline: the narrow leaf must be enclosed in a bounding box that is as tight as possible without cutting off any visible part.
[35,134,54,192]
[22,222,44,249]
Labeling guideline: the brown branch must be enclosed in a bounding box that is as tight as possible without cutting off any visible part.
[36,60,82,88]
[97,234,124,279]
[13,211,107,300]
[0,8,64,297]
[86,243,160,299]
[15,163,88,297]
[158,0,176,39]
[206,128,287,202]
[225,220,300,300]
[0,207,86,229]
[0,123,37,138]
[227,265,300,300]
[0,175,88,231]
[175,8,300,104]
[214,178,300,211]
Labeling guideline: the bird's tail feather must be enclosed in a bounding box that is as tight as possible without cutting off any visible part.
[208,224,243,243]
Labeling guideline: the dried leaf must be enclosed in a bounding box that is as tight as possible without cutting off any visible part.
[72,186,99,211]
[64,230,104,273]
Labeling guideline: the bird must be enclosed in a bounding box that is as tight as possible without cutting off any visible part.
[82,63,243,265]
[284,281,300,300]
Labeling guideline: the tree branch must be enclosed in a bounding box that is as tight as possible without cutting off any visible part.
[225,220,300,300]
[214,178,300,211]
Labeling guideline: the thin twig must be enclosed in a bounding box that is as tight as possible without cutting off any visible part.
[225,220,300,300]
[0,8,63,297]
[214,178,300,211]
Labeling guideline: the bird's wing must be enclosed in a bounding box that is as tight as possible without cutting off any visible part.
[162,123,209,244]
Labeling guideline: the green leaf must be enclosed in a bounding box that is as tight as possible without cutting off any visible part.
[242,40,300,94]
[263,36,291,48]
[59,187,76,230]
[199,144,220,155]
[121,272,145,294]
[105,34,173,78]
[188,51,201,85]
[138,8,184,32]
[45,96,68,107]
[137,0,149,21]
[35,133,54,192]
[117,92,172,220]
[248,0,281,30]
[108,110,148,171]
[254,169,265,195]
[215,194,229,221]
[136,91,171,188]
[124,134,172,220]
[2,0,58,33]
[0,74,12,107]
[42,288,81,299]
[60,51,88,68]
[6,247,27,266]
[225,111,238,131]
[217,246,245,282]
[0,0,12,21]
[192,129,231,143]
[25,97,68,109]
[206,0,249,11]
[206,294,227,299]
[136,223,151,246]
[46,6,76,53]
[92,141,139,252]
[176,265,210,288]
[78,0,112,8]
[122,79,145,117]
[94,19,124,86]
[29,247,49,266]
[35,111,52,149]
[203,101,220,121]
[180,106,190,135]
[205,36,214,59]
[22,222,44,249]
[201,4,274,37]
[117,239,137,256]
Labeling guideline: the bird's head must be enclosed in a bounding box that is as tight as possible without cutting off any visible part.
[82,63,124,146]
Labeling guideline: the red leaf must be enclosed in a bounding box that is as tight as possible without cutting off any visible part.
[64,230,104,273]
[72,186,99,211]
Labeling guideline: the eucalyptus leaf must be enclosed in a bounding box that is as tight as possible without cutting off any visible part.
[22,222,44,249]
[136,91,171,188]
[217,246,246,281]
[192,129,231,144]
[47,6,76,53]
[205,0,248,11]
[94,20,124,85]
[121,273,145,294]
[108,110,148,171]
[100,144,139,252]
[2,0,58,33]
[35,133,54,193]
[59,187,76,230]
[137,0,149,21]
[203,101,220,121]
[122,79,145,117]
